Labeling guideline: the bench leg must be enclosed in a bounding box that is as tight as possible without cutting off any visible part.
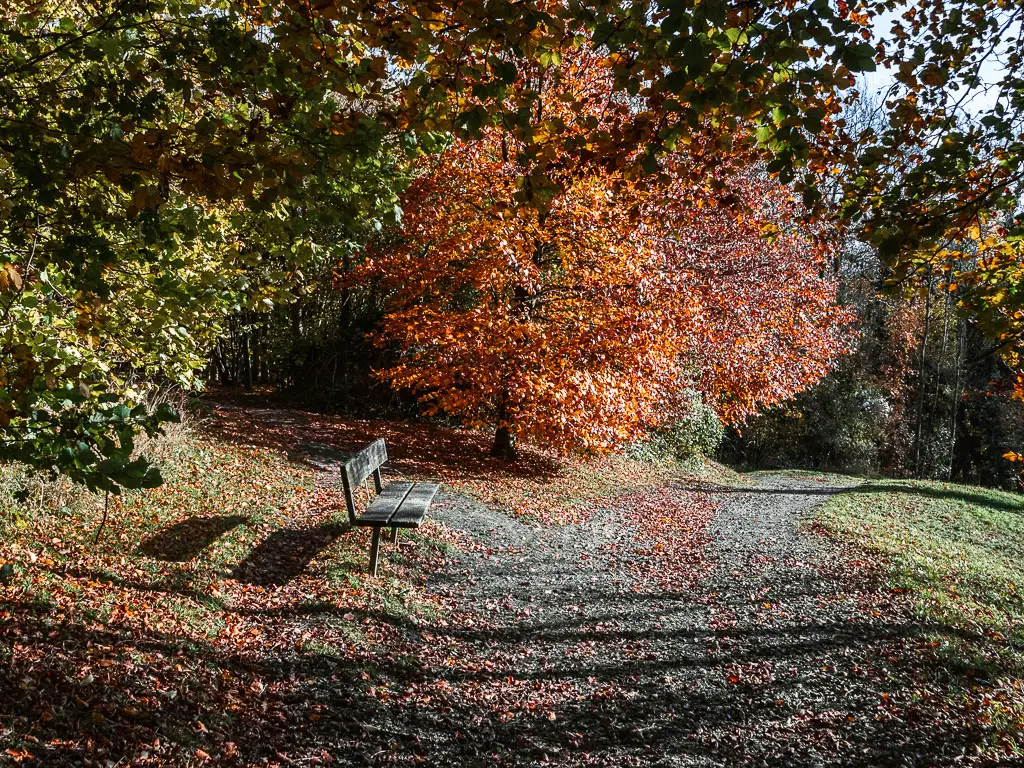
[390,526,399,545]
[368,527,382,577]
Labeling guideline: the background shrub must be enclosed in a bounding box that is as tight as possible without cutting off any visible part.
[631,393,724,463]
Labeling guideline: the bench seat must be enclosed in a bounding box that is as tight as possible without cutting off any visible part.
[355,481,439,529]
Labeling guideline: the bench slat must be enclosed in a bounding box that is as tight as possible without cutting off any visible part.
[343,439,388,493]
[390,482,439,528]
[356,481,414,526]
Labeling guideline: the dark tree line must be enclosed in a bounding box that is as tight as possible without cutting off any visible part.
[723,241,1024,489]
[203,274,417,417]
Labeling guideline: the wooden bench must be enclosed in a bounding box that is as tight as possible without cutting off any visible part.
[340,439,439,576]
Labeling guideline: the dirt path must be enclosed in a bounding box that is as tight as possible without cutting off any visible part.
[355,474,947,767]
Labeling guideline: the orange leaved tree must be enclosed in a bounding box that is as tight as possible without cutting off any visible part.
[356,54,853,459]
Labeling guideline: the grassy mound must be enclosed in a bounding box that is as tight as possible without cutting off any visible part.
[817,478,1024,755]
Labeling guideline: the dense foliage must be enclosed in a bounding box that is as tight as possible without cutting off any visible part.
[0,0,404,489]
[353,52,851,457]
[630,392,725,463]
[725,232,1024,488]
[2,0,1024,485]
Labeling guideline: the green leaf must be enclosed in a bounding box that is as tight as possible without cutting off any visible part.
[494,60,518,84]
[841,42,877,73]
[684,37,709,77]
[538,49,563,68]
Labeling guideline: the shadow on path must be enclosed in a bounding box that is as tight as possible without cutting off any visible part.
[3,475,1017,767]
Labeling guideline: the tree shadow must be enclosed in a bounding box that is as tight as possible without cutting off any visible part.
[139,515,249,562]
[670,480,852,495]
[849,482,1024,514]
[232,522,349,586]
[3,559,1018,766]
[673,479,1024,515]
[204,391,561,483]
[0,609,378,766]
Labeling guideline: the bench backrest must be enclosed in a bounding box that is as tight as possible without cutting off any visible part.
[340,439,387,523]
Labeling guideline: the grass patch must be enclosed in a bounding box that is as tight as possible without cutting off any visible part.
[817,478,1024,755]
[819,479,1024,650]
[2,432,446,636]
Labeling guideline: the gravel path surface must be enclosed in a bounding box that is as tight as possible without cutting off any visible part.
[350,474,955,767]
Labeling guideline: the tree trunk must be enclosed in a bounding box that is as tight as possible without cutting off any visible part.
[490,395,517,460]
[241,331,253,390]
[491,425,517,461]
[913,273,933,476]
[947,321,965,480]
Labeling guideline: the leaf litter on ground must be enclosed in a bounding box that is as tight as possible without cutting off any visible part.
[2,402,1021,765]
